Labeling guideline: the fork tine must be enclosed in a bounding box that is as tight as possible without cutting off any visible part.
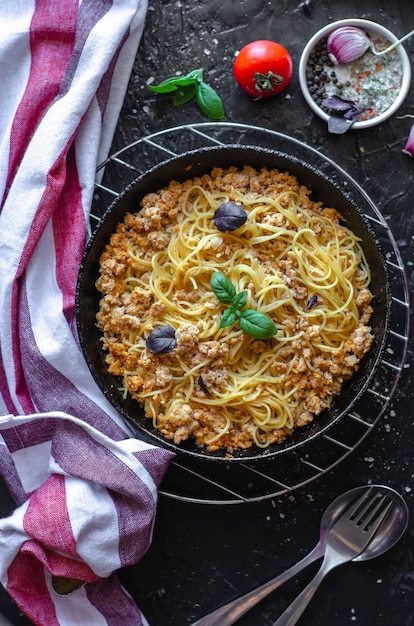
[353,492,391,531]
[342,488,394,548]
[345,487,383,523]
[357,497,393,536]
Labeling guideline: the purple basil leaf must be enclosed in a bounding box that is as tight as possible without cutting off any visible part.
[327,116,355,134]
[323,95,367,134]
[343,105,366,120]
[198,375,210,394]
[322,95,355,112]
[213,202,247,232]
[306,294,318,311]
[146,324,177,354]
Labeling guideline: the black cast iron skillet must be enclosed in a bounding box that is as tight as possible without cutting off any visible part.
[75,145,391,461]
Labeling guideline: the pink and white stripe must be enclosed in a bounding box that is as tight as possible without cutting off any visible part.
[0,2,174,625]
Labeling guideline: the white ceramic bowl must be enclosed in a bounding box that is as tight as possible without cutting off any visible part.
[299,18,411,129]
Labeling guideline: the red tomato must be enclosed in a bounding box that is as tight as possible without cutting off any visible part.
[233,40,293,98]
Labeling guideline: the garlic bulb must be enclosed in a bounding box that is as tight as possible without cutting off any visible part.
[327,26,371,65]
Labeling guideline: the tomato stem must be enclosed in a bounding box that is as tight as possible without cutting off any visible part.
[254,71,284,97]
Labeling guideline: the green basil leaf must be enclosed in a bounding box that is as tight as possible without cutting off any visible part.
[231,290,247,310]
[172,68,203,86]
[239,309,277,339]
[196,81,225,120]
[173,83,197,105]
[211,272,236,304]
[148,69,203,94]
[220,308,238,329]
[148,77,181,94]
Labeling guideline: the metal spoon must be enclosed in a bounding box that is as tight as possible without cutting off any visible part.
[190,485,408,626]
[373,29,414,55]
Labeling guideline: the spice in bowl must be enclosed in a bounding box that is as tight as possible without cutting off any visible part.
[299,20,411,133]
[306,32,403,133]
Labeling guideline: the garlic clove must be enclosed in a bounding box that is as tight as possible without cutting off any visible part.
[327,26,371,65]
[402,123,414,157]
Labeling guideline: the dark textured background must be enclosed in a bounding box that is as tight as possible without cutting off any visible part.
[2,1,414,625]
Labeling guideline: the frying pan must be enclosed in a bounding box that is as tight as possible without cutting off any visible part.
[75,145,391,461]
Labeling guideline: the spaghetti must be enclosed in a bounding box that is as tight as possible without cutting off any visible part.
[96,165,374,452]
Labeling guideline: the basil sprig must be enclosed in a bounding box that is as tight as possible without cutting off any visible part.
[148,68,224,120]
[211,272,277,340]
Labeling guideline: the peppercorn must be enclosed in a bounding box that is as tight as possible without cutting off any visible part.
[305,36,338,111]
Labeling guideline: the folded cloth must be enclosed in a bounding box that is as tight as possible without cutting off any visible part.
[0,412,173,626]
[0,2,174,625]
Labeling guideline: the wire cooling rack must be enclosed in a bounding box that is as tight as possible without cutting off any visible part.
[91,123,409,504]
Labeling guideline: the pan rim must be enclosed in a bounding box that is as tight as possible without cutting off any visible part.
[76,144,391,462]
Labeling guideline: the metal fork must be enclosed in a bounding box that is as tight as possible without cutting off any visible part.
[272,487,393,625]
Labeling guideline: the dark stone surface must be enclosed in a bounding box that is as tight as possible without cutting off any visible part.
[2,1,414,624]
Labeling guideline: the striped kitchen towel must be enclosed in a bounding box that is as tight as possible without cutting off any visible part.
[0,2,174,625]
